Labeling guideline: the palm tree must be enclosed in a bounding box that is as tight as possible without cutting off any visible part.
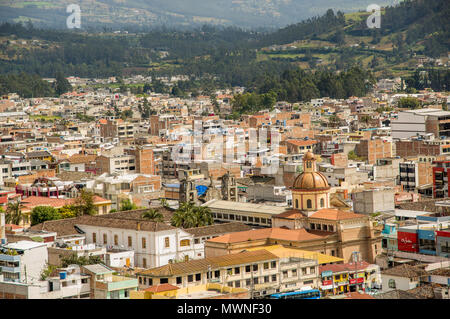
[141,209,164,222]
[193,206,213,227]
[120,199,138,211]
[170,202,213,228]
[5,201,23,225]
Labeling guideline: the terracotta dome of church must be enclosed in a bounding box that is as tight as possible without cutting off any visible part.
[293,171,329,190]
[292,151,330,190]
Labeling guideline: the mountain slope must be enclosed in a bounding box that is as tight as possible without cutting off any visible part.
[0,0,395,29]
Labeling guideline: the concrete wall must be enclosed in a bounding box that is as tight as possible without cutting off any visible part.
[381,274,419,292]
[352,188,395,214]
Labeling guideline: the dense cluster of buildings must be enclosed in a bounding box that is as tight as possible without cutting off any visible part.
[0,76,449,299]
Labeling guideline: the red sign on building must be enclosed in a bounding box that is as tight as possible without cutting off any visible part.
[322,280,333,286]
[397,231,419,252]
[349,278,364,285]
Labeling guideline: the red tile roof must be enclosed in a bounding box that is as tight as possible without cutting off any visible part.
[20,195,110,211]
[286,139,317,147]
[208,227,331,244]
[344,292,375,299]
[319,261,371,273]
[310,209,364,221]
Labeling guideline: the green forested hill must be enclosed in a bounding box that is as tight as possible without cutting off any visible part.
[0,0,448,97]
[0,0,394,29]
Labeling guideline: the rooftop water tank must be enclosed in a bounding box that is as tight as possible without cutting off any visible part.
[59,272,67,280]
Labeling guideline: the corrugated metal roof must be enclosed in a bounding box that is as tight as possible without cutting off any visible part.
[137,250,278,277]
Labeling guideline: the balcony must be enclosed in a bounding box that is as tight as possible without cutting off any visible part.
[95,275,138,292]
[0,254,21,262]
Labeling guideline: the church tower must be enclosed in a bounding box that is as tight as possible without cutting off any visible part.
[291,151,330,214]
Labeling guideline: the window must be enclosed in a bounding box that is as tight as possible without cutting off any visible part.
[310,223,315,230]
[184,255,189,262]
[329,225,334,232]
[188,275,193,282]
[180,239,190,247]
[246,279,251,286]
[283,271,288,278]
[235,281,241,288]
[214,270,220,278]
[388,279,396,289]
[143,258,147,268]
[264,276,269,283]
[165,237,170,248]
[139,277,142,284]
[271,261,276,268]
[110,291,120,299]
[310,267,315,274]
[307,199,312,209]
[128,236,132,247]
[142,237,146,249]
[93,233,97,243]
[253,264,258,272]
[316,224,322,230]
[195,273,201,281]
[103,234,107,244]
[263,262,269,270]
[295,199,299,208]
[176,277,182,285]
[302,268,307,275]
[114,235,118,246]
[245,265,251,273]
[160,278,168,284]
[254,217,260,223]
[242,216,247,222]
[272,275,277,282]
[320,198,325,207]
[323,224,328,231]
[234,267,240,275]
[419,239,435,251]
[292,269,297,276]
[248,217,254,222]
[253,277,259,284]
[194,238,200,244]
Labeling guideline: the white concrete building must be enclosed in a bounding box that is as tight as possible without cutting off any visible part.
[75,216,198,269]
[0,241,48,284]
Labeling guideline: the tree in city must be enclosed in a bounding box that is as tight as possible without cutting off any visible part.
[40,263,57,281]
[159,198,170,209]
[328,114,341,128]
[73,189,97,216]
[30,206,61,226]
[54,71,72,96]
[5,200,23,225]
[60,253,103,267]
[58,205,78,219]
[120,199,138,211]
[171,202,213,228]
[360,115,371,127]
[398,97,421,109]
[141,208,164,222]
